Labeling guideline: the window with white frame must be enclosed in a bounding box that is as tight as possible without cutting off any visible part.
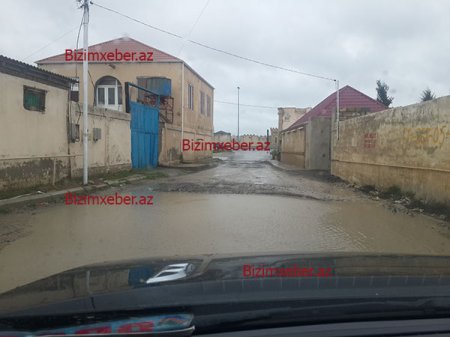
[95,76,123,111]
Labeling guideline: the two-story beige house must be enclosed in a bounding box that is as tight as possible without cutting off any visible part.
[36,37,214,165]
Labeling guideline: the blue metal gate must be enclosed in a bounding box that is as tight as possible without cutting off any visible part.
[130,102,159,168]
[126,82,160,169]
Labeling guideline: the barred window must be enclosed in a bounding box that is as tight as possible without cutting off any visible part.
[23,86,46,112]
[200,91,205,115]
[207,95,212,117]
[188,84,194,110]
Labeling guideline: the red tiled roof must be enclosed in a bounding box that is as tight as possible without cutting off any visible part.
[35,37,181,64]
[284,85,387,132]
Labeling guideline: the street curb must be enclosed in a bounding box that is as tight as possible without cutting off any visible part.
[159,161,219,171]
[0,184,107,208]
[266,159,305,172]
[0,176,146,208]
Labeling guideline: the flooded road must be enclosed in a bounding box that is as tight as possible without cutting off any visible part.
[1,151,450,292]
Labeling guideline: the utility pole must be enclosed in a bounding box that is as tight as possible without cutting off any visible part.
[336,79,340,141]
[82,0,89,185]
[237,86,240,141]
[181,62,185,158]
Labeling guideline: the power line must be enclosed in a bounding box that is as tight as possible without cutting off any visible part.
[177,0,210,56]
[22,26,78,62]
[76,8,84,51]
[91,2,183,39]
[214,100,277,109]
[90,1,336,82]
[188,40,335,81]
[186,0,210,38]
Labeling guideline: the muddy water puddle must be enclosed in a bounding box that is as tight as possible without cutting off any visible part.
[0,192,449,292]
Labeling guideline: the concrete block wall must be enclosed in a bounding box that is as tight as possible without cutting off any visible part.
[308,117,331,170]
[280,127,306,167]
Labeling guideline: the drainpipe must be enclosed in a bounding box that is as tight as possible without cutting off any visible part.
[181,62,185,162]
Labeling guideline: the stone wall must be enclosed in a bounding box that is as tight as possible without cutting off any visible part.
[332,96,450,204]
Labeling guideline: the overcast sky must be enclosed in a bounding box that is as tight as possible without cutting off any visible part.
[1,0,449,135]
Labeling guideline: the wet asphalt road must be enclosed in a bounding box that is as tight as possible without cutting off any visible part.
[1,151,450,292]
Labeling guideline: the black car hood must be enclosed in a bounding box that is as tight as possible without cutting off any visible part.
[1,252,450,317]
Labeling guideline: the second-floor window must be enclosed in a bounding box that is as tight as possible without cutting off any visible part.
[200,91,205,115]
[207,95,212,117]
[95,76,123,111]
[188,84,194,110]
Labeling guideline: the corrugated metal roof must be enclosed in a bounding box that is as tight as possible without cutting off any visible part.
[0,54,75,89]
[284,85,387,132]
[35,37,181,64]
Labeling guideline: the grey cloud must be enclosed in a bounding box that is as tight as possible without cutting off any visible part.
[2,0,449,134]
